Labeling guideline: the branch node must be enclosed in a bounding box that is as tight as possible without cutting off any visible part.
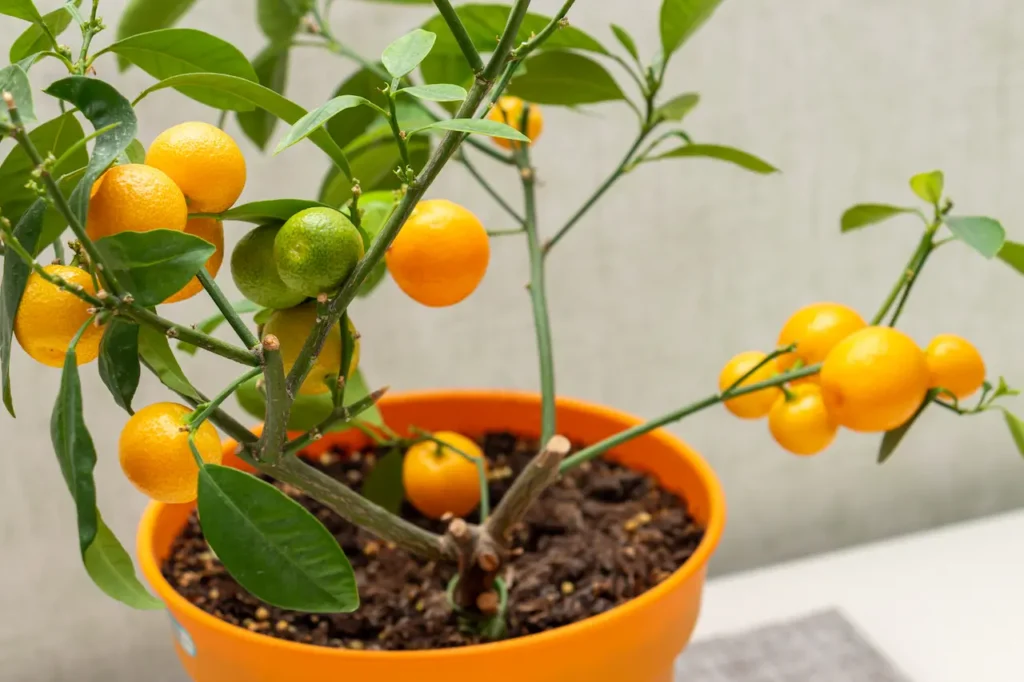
[262,334,281,352]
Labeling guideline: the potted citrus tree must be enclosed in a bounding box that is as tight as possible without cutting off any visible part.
[2,0,1023,681]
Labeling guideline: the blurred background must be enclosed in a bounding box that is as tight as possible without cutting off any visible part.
[4,0,1024,680]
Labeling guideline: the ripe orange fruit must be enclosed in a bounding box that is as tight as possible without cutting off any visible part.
[145,121,246,213]
[262,303,360,396]
[163,218,225,304]
[719,351,782,419]
[119,402,223,503]
[820,326,930,433]
[768,384,838,456]
[777,302,866,377]
[14,265,103,367]
[486,96,543,149]
[925,334,986,400]
[403,431,486,519]
[385,199,490,307]
[85,164,187,241]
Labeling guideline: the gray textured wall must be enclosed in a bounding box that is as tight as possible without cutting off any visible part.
[3,1,1024,680]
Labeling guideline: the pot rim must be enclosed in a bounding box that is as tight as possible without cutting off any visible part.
[138,388,726,660]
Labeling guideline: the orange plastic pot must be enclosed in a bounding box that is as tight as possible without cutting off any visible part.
[138,390,726,682]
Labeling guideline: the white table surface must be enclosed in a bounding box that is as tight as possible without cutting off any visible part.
[692,510,1024,682]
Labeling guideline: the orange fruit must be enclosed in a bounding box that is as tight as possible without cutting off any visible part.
[776,302,866,378]
[85,164,187,241]
[768,384,838,456]
[385,199,490,307]
[262,303,360,396]
[718,351,782,419]
[486,96,543,149]
[14,265,103,367]
[145,121,246,213]
[403,431,486,519]
[925,334,986,400]
[118,402,223,503]
[820,326,930,433]
[163,218,225,304]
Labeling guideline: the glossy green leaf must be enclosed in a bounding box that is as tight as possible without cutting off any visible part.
[651,143,778,174]
[361,447,404,514]
[218,198,329,224]
[8,2,77,64]
[98,319,141,414]
[0,0,42,22]
[137,324,201,400]
[382,29,436,79]
[95,230,215,307]
[508,51,626,106]
[415,117,529,141]
[325,66,391,150]
[258,0,311,44]
[115,0,197,69]
[136,74,351,177]
[1001,409,1024,457]
[44,77,138,223]
[611,24,640,62]
[660,0,724,58]
[0,65,34,123]
[275,95,376,155]
[418,53,473,108]
[840,204,915,233]
[197,464,359,612]
[997,240,1024,276]
[399,83,467,102]
[179,300,261,355]
[943,215,1006,259]
[51,334,99,553]
[237,45,290,150]
[656,92,700,121]
[83,515,163,609]
[100,28,257,109]
[909,170,943,205]
[878,394,931,464]
[0,200,45,416]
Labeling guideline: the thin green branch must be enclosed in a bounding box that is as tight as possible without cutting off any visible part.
[283,385,388,456]
[189,367,262,427]
[76,0,102,74]
[125,304,258,366]
[871,219,940,325]
[431,0,485,74]
[460,152,524,224]
[726,343,796,391]
[197,269,259,350]
[487,227,525,237]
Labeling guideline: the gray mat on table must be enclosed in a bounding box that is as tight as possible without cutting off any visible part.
[675,610,910,681]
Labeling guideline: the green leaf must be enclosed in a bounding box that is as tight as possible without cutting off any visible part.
[1000,408,1024,457]
[993,376,1020,399]
[361,447,404,514]
[415,117,529,141]
[275,95,376,155]
[320,137,430,207]
[179,300,261,355]
[99,28,258,109]
[98,319,141,414]
[137,324,200,400]
[9,2,78,64]
[44,77,138,224]
[909,170,943,205]
[51,336,99,554]
[237,45,290,150]
[325,66,391,150]
[651,143,778,174]
[118,138,147,165]
[840,204,915,233]
[135,73,351,177]
[656,92,700,121]
[95,230,215,307]
[399,83,467,102]
[115,0,198,69]
[878,395,931,464]
[508,51,626,106]
[83,515,163,609]
[0,200,45,416]
[218,198,329,224]
[611,24,640,62]
[660,0,724,58]
[943,215,1006,259]
[0,0,42,22]
[197,464,359,612]
[997,240,1024,276]
[0,65,34,123]
[257,0,311,44]
[382,29,437,79]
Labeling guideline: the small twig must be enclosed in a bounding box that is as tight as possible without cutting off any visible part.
[197,269,260,350]
[189,367,263,428]
[125,304,258,366]
[460,152,525,224]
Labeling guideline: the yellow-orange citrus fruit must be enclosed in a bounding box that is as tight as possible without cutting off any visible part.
[262,303,360,396]
[777,302,866,374]
[403,431,486,519]
[118,402,223,503]
[385,199,490,307]
[768,384,838,456]
[14,265,103,367]
[718,351,782,419]
[145,121,246,213]
[486,96,543,149]
[820,326,930,433]
[163,218,225,304]
[85,164,187,241]
[925,334,986,400]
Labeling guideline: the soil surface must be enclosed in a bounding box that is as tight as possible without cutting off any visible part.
[165,432,705,650]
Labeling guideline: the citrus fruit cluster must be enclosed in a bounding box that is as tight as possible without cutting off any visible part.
[720,302,987,456]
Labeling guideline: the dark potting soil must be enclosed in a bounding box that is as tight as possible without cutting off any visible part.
[164,432,705,651]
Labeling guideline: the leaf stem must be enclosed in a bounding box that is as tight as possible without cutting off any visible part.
[430,0,484,74]
[197,269,259,350]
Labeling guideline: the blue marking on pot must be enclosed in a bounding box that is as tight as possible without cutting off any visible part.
[169,614,196,657]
